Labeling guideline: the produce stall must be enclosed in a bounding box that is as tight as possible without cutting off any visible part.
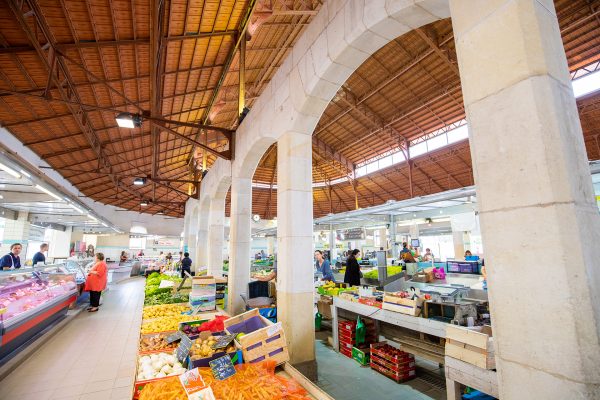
[0,268,78,362]
[133,273,333,399]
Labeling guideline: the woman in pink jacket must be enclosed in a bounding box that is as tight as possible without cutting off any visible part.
[84,253,107,312]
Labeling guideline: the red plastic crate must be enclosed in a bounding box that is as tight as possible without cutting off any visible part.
[340,346,353,358]
[370,353,415,373]
[339,340,354,352]
[370,343,414,363]
[370,359,416,383]
[339,329,355,343]
[338,320,357,331]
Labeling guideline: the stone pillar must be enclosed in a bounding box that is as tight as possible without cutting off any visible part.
[389,215,398,259]
[266,236,275,256]
[451,1,600,397]
[452,231,464,260]
[277,131,315,365]
[196,205,209,273]
[228,176,252,314]
[328,224,337,262]
[207,196,226,277]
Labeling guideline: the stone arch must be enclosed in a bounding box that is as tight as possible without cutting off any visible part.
[231,0,450,178]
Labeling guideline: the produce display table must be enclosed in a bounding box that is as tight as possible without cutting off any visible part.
[278,363,334,400]
[444,356,498,399]
[332,296,447,360]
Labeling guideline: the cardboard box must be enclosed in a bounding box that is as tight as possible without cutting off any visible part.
[317,295,333,319]
[382,293,424,316]
[445,325,495,370]
[224,308,289,365]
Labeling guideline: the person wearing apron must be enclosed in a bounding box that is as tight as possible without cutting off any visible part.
[0,243,22,270]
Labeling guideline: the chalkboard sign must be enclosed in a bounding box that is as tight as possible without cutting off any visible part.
[166,331,183,344]
[209,355,236,381]
[176,334,193,363]
[211,334,236,350]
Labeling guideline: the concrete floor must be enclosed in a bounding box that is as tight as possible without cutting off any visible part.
[314,332,446,400]
[0,278,144,400]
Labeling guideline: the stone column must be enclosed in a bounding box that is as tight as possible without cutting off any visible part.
[389,215,398,259]
[452,231,464,260]
[207,196,226,277]
[277,131,315,365]
[328,224,337,262]
[196,205,209,273]
[451,0,600,397]
[227,176,252,314]
[266,236,275,256]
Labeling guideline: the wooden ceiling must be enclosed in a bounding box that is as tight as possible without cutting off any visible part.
[0,0,599,220]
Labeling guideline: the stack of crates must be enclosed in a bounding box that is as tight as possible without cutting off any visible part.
[369,342,416,383]
[215,281,227,309]
[337,318,377,359]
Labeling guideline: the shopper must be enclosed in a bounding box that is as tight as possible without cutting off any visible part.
[180,252,192,278]
[32,243,48,266]
[344,249,362,286]
[400,242,411,255]
[85,252,108,313]
[422,248,434,262]
[315,250,334,281]
[0,243,22,270]
[464,250,472,259]
[120,251,128,263]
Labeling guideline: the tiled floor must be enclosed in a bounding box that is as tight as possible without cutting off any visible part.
[315,333,446,400]
[0,278,145,400]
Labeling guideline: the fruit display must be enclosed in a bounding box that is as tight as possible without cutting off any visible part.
[141,314,197,334]
[143,303,190,320]
[136,352,186,381]
[139,332,179,353]
[190,335,236,359]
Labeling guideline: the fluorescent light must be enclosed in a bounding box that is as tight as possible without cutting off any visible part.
[35,184,62,201]
[19,169,31,178]
[101,222,108,227]
[87,214,97,222]
[0,162,21,179]
[69,203,85,214]
[133,177,146,186]
[116,112,142,128]
[140,200,148,206]
[0,194,3,199]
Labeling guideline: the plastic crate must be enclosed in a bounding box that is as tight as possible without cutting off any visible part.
[352,346,370,366]
[370,353,415,373]
[370,358,416,383]
[340,346,353,358]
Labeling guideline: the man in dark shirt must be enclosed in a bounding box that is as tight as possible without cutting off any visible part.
[180,252,192,278]
[32,243,48,266]
[0,243,22,270]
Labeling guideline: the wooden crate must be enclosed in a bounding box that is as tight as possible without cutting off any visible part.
[445,325,495,370]
[382,294,424,316]
[224,308,289,365]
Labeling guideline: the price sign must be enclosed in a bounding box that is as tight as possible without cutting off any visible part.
[211,334,236,350]
[176,334,193,363]
[209,355,237,381]
[165,331,183,344]
[179,368,207,395]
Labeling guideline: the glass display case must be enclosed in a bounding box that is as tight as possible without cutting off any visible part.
[0,268,78,361]
[0,268,77,325]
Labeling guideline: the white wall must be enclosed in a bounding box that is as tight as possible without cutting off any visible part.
[47,227,72,259]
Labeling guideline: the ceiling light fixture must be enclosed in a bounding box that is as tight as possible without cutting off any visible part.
[69,204,85,214]
[140,200,149,207]
[0,162,21,179]
[133,177,147,186]
[87,214,97,222]
[35,184,62,201]
[19,169,31,178]
[101,222,108,227]
[115,112,142,128]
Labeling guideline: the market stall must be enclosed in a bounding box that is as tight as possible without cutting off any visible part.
[0,267,78,362]
[133,273,332,399]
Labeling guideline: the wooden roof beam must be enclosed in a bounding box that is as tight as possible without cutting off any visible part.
[312,136,355,176]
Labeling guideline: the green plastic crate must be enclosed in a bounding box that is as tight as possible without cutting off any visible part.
[352,346,370,366]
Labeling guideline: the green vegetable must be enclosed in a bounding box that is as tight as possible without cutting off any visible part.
[363,266,403,279]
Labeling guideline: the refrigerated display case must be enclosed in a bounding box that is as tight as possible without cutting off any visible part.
[0,268,78,361]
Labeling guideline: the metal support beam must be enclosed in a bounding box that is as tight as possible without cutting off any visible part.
[238,34,247,117]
